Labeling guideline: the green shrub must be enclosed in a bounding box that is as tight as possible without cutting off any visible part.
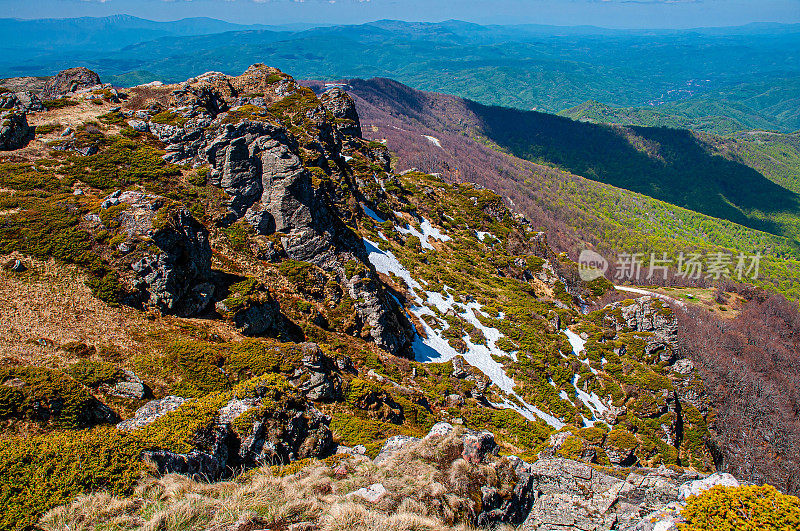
[0,366,99,429]
[680,485,800,530]
[42,98,79,110]
[150,111,188,127]
[67,360,121,388]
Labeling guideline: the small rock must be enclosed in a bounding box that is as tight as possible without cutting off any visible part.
[672,359,694,375]
[679,472,739,499]
[374,435,419,464]
[349,483,387,503]
[73,189,84,196]
[128,119,149,133]
[462,431,497,464]
[425,422,455,438]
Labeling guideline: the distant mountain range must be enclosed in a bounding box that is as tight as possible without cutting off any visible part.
[2,16,799,134]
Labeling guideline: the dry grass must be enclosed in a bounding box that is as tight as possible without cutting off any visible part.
[40,430,521,531]
[0,256,152,366]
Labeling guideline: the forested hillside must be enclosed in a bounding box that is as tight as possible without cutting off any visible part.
[331,77,800,300]
[2,18,799,134]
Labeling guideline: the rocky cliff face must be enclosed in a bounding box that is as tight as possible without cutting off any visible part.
[125,65,414,355]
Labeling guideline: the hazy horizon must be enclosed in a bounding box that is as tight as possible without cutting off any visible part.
[1,0,799,30]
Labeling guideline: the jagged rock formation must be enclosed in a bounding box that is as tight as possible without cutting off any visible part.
[0,91,44,113]
[129,65,414,355]
[320,87,363,138]
[95,190,215,316]
[118,377,333,481]
[604,296,679,362]
[0,111,32,150]
[39,67,102,100]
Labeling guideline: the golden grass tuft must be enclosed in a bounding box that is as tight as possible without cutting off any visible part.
[39,430,519,531]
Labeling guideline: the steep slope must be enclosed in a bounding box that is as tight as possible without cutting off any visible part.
[0,65,742,529]
[327,77,800,300]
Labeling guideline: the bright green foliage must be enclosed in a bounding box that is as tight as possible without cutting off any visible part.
[680,485,800,531]
[0,366,98,429]
[66,360,122,388]
[0,427,143,531]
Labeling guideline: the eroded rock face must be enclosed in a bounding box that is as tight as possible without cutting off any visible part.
[320,87,362,138]
[40,67,102,100]
[605,296,679,362]
[0,111,33,150]
[0,91,44,113]
[141,65,414,355]
[131,209,214,317]
[95,190,214,316]
[119,383,333,481]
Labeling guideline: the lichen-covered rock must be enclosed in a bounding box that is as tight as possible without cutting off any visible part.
[116,395,187,431]
[0,111,32,150]
[604,296,679,362]
[374,434,419,464]
[40,67,101,100]
[320,87,362,138]
[678,472,739,499]
[0,91,44,113]
[520,458,703,531]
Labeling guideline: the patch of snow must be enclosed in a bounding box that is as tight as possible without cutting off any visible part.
[394,214,450,251]
[361,203,385,223]
[563,329,586,357]
[476,231,495,241]
[363,236,564,429]
[363,238,422,299]
[423,135,442,148]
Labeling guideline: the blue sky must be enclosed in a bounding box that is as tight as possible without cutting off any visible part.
[1,0,799,28]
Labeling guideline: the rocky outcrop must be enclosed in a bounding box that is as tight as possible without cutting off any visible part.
[40,67,102,100]
[95,190,214,316]
[138,65,414,355]
[0,111,33,150]
[520,458,693,531]
[118,379,333,481]
[320,87,362,138]
[287,343,341,402]
[0,91,44,113]
[604,296,679,362]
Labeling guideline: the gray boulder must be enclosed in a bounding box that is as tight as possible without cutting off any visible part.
[40,67,101,100]
[0,111,33,150]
